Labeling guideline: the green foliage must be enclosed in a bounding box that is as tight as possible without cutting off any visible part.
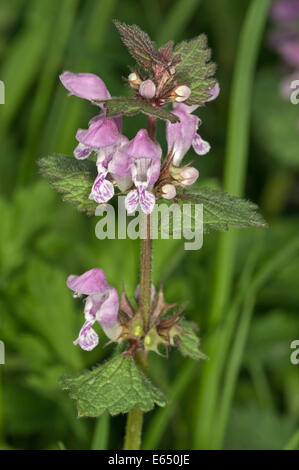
[253,68,299,167]
[176,186,267,233]
[114,20,158,71]
[174,35,216,105]
[38,154,97,214]
[60,355,167,417]
[174,320,207,361]
[100,97,180,122]
[0,0,298,453]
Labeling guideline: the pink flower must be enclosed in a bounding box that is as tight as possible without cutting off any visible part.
[119,130,162,214]
[166,103,210,167]
[67,268,120,351]
[60,72,123,161]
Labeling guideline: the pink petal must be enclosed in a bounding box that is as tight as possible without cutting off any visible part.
[125,190,139,214]
[139,188,156,214]
[67,268,108,295]
[96,287,119,328]
[123,129,162,160]
[89,173,114,203]
[76,117,119,149]
[60,72,110,101]
[205,82,220,102]
[74,143,93,160]
[74,320,99,351]
[192,133,211,155]
[167,107,199,166]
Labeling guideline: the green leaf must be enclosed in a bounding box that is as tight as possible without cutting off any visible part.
[98,97,180,123]
[174,35,216,105]
[114,20,159,71]
[60,355,167,417]
[253,68,299,167]
[174,320,207,361]
[176,186,268,233]
[38,154,97,214]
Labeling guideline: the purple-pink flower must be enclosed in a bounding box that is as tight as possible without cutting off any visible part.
[166,83,219,167]
[67,268,120,351]
[60,69,219,212]
[118,129,162,214]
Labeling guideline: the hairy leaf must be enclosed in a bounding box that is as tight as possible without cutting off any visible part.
[174,320,207,361]
[60,355,167,417]
[114,20,159,71]
[38,154,97,214]
[174,35,217,105]
[98,97,180,123]
[176,186,268,233]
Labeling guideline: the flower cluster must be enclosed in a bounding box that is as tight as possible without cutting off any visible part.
[67,268,184,354]
[60,71,219,215]
[268,0,299,97]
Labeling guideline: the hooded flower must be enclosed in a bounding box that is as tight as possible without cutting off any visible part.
[166,104,210,167]
[60,72,127,203]
[67,268,120,351]
[166,83,219,167]
[60,72,123,161]
[116,129,162,214]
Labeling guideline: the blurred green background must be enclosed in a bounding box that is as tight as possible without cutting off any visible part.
[0,0,299,450]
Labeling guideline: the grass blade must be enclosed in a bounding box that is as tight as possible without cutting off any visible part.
[193,0,271,449]
[91,412,110,450]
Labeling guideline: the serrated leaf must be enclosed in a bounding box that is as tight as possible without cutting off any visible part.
[38,154,97,214]
[114,20,159,71]
[60,355,167,417]
[253,68,299,168]
[174,320,207,361]
[98,97,179,123]
[176,187,268,233]
[174,35,217,105]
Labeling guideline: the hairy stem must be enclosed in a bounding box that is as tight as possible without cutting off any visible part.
[123,117,156,450]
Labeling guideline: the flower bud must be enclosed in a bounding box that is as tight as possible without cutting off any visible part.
[170,165,199,186]
[128,72,142,90]
[139,80,156,99]
[179,167,199,185]
[161,183,176,200]
[172,85,191,102]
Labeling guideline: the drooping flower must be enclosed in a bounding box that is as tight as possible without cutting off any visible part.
[116,129,162,214]
[67,268,120,351]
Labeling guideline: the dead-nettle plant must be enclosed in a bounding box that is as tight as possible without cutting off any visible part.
[38,20,267,450]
